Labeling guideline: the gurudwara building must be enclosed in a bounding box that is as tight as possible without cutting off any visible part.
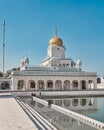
[10,30,97,91]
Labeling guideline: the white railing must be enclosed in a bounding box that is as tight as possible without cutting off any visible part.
[51,104,104,130]
[33,97,48,106]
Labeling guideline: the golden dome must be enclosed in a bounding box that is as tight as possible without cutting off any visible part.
[49,36,63,46]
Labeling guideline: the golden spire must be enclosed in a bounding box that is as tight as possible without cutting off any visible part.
[54,28,57,37]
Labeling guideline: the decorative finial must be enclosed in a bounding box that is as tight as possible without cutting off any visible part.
[3,20,5,26]
[54,28,57,37]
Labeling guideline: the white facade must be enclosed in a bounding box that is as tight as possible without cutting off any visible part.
[10,30,97,91]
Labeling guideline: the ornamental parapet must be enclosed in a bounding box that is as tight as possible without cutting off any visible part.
[12,70,97,77]
[23,65,81,71]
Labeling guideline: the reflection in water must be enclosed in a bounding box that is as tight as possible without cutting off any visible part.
[46,97,97,114]
[21,97,98,130]
[80,99,86,106]
[72,99,78,106]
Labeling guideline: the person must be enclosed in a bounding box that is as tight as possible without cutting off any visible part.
[39,89,41,96]
[31,92,36,96]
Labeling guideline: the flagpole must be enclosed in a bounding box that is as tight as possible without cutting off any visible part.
[2,20,5,83]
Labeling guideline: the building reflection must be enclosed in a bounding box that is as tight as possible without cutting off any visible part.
[47,98,97,114]
[22,97,98,130]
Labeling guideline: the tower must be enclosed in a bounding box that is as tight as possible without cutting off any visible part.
[48,28,65,58]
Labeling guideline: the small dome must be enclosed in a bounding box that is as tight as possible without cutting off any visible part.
[77,59,82,65]
[49,28,63,46]
[20,59,24,63]
[49,36,63,46]
[24,56,29,63]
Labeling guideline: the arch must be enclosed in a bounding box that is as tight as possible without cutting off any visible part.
[47,100,53,106]
[17,80,26,90]
[88,98,95,106]
[72,99,78,106]
[59,64,61,67]
[30,100,36,107]
[55,100,62,106]
[64,99,70,107]
[55,80,62,90]
[38,80,45,90]
[63,63,65,67]
[1,81,10,89]
[63,80,70,90]
[47,80,53,90]
[80,80,86,90]
[27,80,35,90]
[87,80,95,90]
[97,77,101,84]
[72,80,78,90]
[66,64,69,67]
[80,99,86,106]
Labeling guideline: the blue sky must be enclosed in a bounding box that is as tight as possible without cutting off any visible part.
[0,0,104,76]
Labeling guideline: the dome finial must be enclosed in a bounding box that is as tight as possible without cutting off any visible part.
[49,28,63,46]
[54,28,57,37]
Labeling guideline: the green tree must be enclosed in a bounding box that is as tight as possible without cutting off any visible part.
[6,67,20,77]
[0,72,3,77]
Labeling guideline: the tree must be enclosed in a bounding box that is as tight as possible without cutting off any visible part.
[6,70,12,77]
[0,72,3,77]
[5,67,20,77]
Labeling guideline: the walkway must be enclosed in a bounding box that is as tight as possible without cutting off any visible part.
[11,90,104,97]
[0,96,38,130]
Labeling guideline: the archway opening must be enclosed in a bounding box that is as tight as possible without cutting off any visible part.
[97,77,101,84]
[64,99,70,107]
[72,80,78,90]
[1,81,10,89]
[27,80,35,90]
[17,80,26,90]
[38,80,45,90]
[80,99,86,106]
[63,80,70,90]
[72,99,78,106]
[47,80,53,90]
[55,100,62,106]
[55,80,62,90]
[88,80,94,90]
[81,80,86,90]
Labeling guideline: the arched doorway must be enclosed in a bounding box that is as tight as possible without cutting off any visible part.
[64,99,70,107]
[63,80,70,90]
[72,99,78,106]
[38,80,45,90]
[27,80,35,90]
[17,80,26,90]
[88,98,95,106]
[1,81,10,89]
[87,80,94,90]
[72,80,78,90]
[80,99,86,106]
[47,80,53,90]
[55,100,62,106]
[97,77,101,84]
[80,80,86,90]
[55,80,62,90]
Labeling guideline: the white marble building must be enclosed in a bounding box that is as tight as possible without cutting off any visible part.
[10,30,97,91]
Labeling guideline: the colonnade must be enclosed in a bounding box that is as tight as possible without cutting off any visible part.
[13,79,96,91]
